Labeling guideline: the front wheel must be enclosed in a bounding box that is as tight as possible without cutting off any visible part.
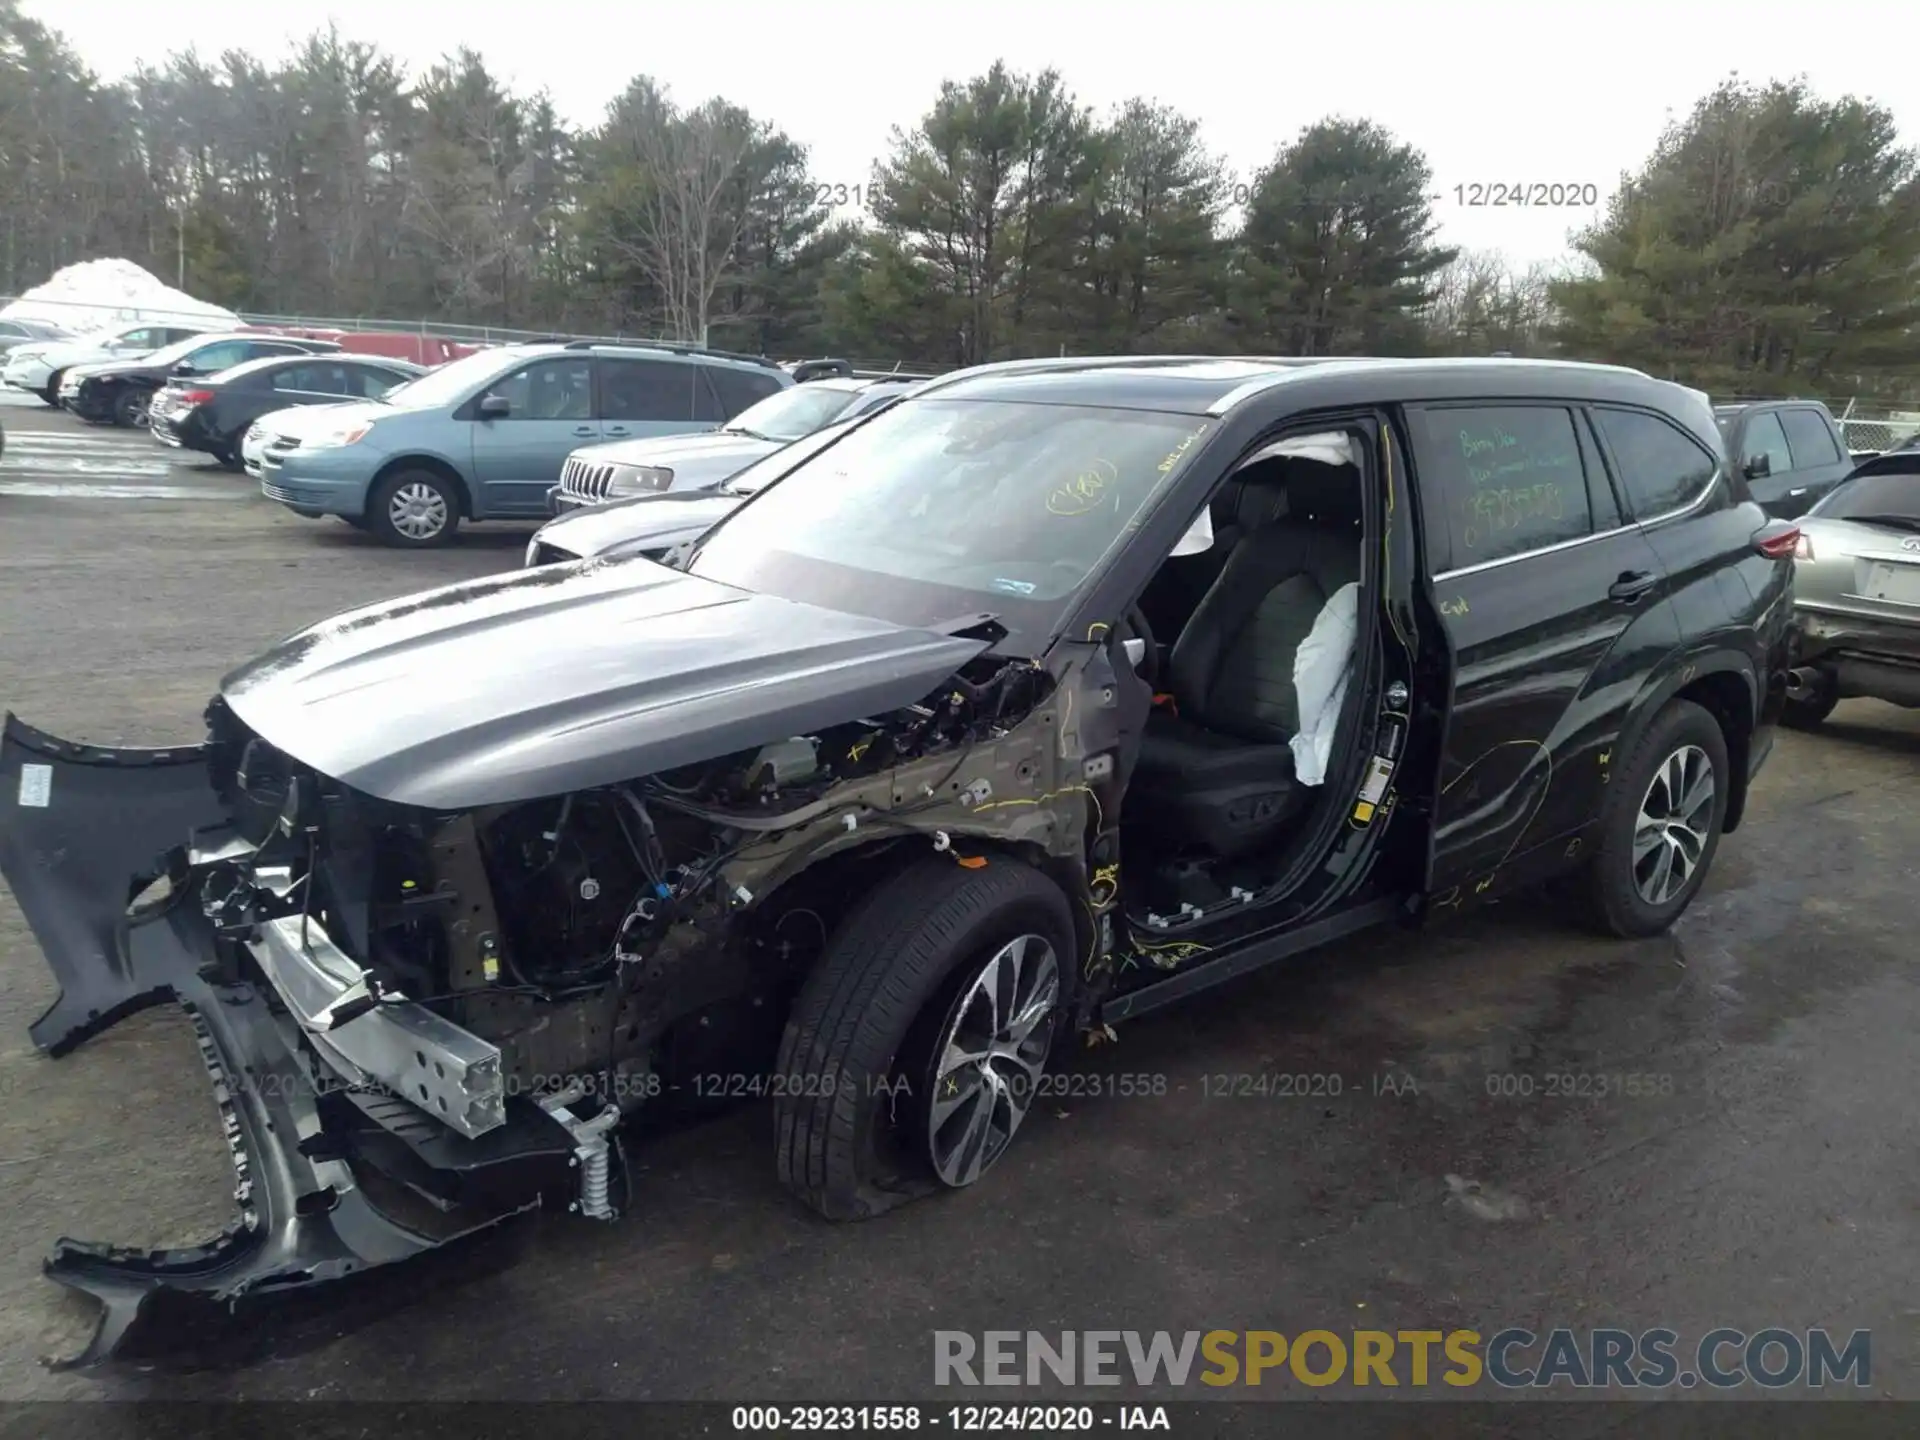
[1577,699,1729,938]
[39,373,63,406]
[774,857,1073,1221]
[366,470,461,548]
[112,388,149,429]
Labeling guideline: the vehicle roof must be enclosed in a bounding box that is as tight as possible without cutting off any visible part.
[916,354,1671,415]
[495,340,785,374]
[212,352,425,379]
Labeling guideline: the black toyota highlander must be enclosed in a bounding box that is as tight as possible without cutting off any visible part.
[0,353,1792,1366]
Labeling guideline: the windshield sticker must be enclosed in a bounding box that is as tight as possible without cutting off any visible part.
[1157,423,1212,477]
[18,763,51,808]
[1048,459,1120,517]
[991,577,1038,596]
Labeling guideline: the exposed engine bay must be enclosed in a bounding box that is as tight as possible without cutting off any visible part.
[187,649,1055,1164]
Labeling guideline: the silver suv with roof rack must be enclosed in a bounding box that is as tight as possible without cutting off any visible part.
[552,359,935,512]
[253,338,796,547]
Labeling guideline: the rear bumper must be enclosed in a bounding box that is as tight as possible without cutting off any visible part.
[0,716,570,1366]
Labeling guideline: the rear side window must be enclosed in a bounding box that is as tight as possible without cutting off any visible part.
[188,340,255,372]
[599,359,693,422]
[272,364,343,394]
[705,365,784,419]
[1780,408,1842,468]
[1593,407,1719,518]
[1415,404,1593,565]
[352,366,410,398]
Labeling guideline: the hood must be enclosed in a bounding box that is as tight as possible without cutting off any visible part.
[536,489,743,560]
[29,340,141,369]
[218,559,991,810]
[578,430,769,468]
[73,358,154,383]
[255,400,373,439]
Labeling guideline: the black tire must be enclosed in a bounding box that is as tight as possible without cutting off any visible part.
[366,469,461,548]
[1577,699,1729,938]
[213,445,242,471]
[39,373,62,406]
[774,856,1075,1222]
[112,387,149,429]
[1781,673,1838,731]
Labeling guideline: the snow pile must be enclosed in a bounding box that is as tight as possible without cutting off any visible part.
[0,259,240,335]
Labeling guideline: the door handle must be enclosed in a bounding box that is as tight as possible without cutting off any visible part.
[1608,571,1658,603]
[603,427,630,437]
[572,426,597,437]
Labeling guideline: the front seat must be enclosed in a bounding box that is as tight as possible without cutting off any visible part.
[1124,459,1363,861]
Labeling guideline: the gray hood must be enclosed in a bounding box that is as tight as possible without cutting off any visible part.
[534,489,744,562]
[219,559,989,810]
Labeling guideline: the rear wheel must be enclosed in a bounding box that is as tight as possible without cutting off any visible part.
[774,857,1073,1221]
[366,469,461,548]
[1578,699,1729,938]
[40,372,63,406]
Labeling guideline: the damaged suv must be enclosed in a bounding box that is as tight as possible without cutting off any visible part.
[1,355,1793,1366]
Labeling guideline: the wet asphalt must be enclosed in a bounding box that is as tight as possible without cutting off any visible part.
[0,395,1915,1410]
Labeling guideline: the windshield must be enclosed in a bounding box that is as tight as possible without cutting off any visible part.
[377,349,518,410]
[721,384,860,442]
[690,398,1215,651]
[1812,471,1920,526]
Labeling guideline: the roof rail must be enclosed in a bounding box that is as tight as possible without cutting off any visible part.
[561,337,783,370]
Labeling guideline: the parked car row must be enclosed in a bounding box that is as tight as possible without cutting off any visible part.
[244,342,933,547]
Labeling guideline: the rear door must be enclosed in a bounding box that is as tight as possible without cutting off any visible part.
[596,357,699,444]
[1412,400,1675,902]
[1776,406,1852,515]
[467,356,598,515]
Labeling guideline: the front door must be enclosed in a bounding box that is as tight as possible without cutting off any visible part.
[1413,400,1676,903]
[468,357,599,515]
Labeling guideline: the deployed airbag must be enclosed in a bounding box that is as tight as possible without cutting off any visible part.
[1290,582,1358,786]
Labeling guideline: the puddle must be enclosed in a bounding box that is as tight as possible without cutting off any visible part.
[0,482,236,500]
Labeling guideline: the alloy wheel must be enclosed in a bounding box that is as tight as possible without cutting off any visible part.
[926,933,1060,1187]
[388,481,449,541]
[1632,744,1715,906]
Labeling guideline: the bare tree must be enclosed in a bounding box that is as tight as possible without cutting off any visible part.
[609,82,760,344]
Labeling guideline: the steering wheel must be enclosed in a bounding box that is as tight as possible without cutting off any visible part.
[1124,603,1160,691]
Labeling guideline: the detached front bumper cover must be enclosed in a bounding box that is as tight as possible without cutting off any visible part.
[0,716,534,1367]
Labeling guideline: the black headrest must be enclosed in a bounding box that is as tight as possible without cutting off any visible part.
[1279,457,1361,527]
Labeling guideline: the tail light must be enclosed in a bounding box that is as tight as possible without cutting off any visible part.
[1793,532,1814,561]
[1753,522,1801,559]
[179,389,215,406]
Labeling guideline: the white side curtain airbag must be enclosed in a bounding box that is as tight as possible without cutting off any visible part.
[1290,581,1359,786]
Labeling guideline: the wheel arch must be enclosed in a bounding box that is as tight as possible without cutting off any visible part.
[1616,654,1757,834]
[753,833,1096,1014]
[369,454,474,517]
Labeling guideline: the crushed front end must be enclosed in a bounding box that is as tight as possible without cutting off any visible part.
[0,706,657,1366]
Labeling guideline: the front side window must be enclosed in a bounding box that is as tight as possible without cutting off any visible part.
[186,340,253,372]
[490,359,593,421]
[1414,404,1593,565]
[1595,406,1720,517]
[690,397,1216,651]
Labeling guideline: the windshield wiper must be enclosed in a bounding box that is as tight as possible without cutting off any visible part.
[723,426,782,442]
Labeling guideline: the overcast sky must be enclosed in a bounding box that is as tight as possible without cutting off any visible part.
[25,0,1918,268]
